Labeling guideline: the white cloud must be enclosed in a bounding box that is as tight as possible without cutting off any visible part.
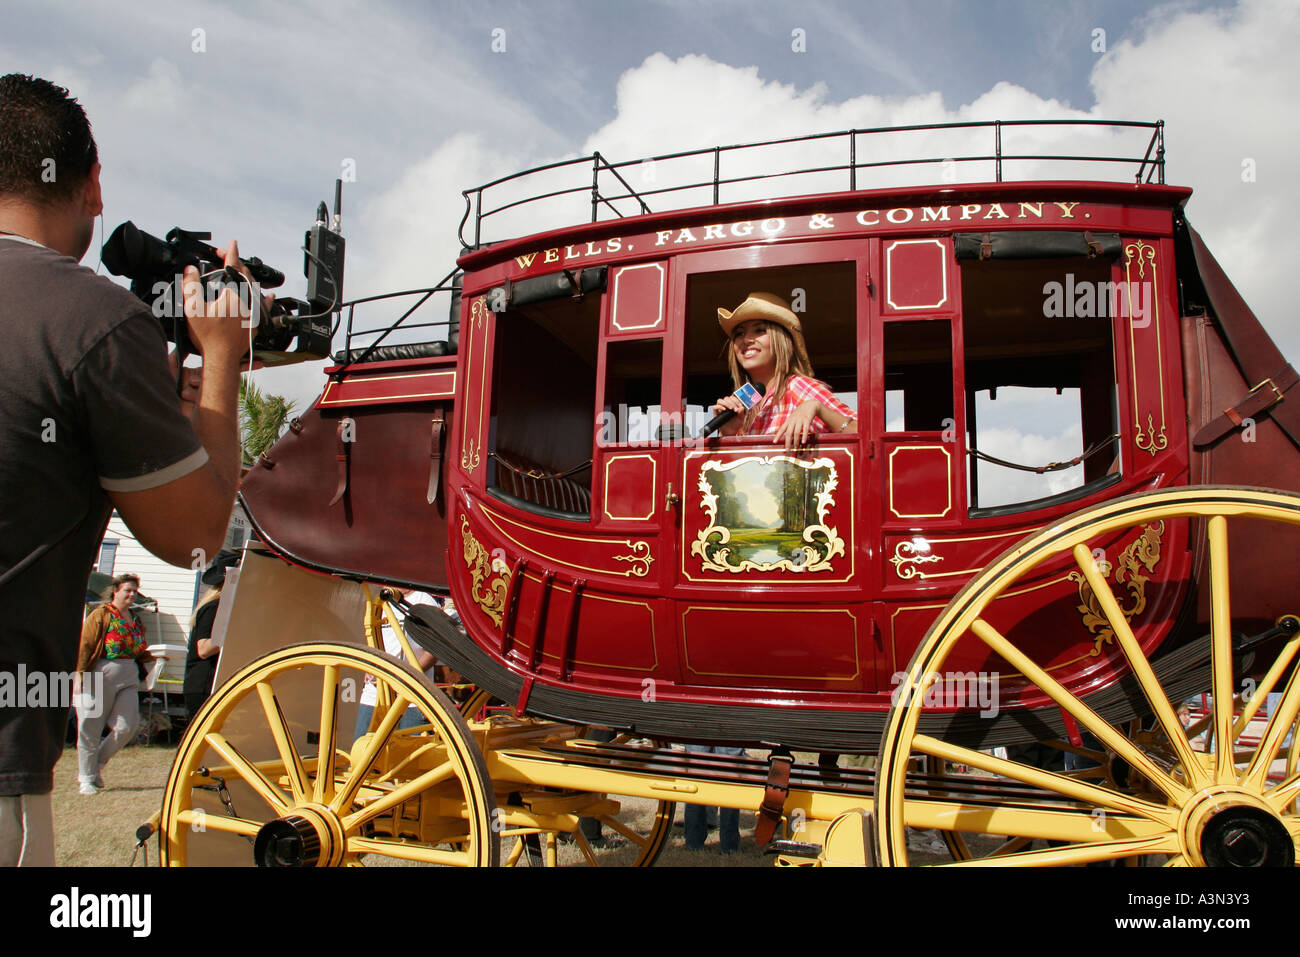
[122,58,183,113]
[1089,0,1300,350]
[20,2,1290,417]
[345,1,1297,443]
[972,422,1088,508]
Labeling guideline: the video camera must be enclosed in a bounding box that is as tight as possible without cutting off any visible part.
[102,189,345,366]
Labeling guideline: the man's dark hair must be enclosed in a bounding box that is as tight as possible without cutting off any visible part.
[0,74,98,204]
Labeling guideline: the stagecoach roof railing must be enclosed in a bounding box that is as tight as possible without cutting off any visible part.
[332,269,460,377]
[458,119,1165,249]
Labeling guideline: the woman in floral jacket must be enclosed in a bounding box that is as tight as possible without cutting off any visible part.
[75,574,153,795]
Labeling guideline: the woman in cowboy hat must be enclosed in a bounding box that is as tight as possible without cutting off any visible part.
[711,291,856,450]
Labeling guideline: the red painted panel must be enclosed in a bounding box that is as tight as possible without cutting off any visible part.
[681,605,862,688]
[882,528,1024,591]
[602,453,658,522]
[886,444,953,520]
[608,262,667,335]
[318,368,456,408]
[478,502,656,584]
[566,590,659,672]
[883,238,950,314]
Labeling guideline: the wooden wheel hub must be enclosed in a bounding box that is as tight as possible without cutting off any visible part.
[254,804,346,867]
[1180,789,1294,868]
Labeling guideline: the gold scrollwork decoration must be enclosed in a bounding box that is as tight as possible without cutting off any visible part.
[612,540,654,577]
[691,455,845,574]
[1125,240,1166,458]
[1133,413,1168,455]
[890,540,945,580]
[1124,239,1155,279]
[460,515,510,628]
[461,437,481,471]
[460,296,488,470]
[1067,521,1164,655]
[469,295,488,327]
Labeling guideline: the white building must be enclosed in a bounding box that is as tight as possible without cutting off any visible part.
[93,506,250,683]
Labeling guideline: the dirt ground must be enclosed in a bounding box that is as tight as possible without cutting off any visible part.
[51,741,175,867]
[50,740,775,867]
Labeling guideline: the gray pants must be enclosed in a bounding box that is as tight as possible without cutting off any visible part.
[77,658,140,784]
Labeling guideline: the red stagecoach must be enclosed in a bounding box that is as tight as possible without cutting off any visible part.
[160,121,1300,867]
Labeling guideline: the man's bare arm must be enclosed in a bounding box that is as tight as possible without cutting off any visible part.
[108,242,263,566]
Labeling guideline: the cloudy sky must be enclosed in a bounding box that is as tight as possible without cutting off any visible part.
[6,0,1297,502]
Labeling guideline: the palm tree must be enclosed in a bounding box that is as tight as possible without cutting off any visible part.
[239,376,297,465]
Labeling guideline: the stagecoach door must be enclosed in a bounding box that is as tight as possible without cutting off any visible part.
[663,240,875,694]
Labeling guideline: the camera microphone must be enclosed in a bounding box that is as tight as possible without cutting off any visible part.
[699,382,766,437]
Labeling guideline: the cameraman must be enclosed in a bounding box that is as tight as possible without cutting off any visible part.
[0,74,267,865]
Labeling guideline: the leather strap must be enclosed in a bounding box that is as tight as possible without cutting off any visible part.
[1187,223,1300,450]
[753,754,793,846]
[563,267,585,299]
[329,419,350,507]
[1193,364,1300,447]
[427,409,445,504]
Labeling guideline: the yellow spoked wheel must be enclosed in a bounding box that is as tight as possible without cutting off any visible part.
[876,487,1300,867]
[498,731,676,867]
[160,643,498,866]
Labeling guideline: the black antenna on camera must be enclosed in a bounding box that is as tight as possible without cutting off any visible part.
[305,179,346,326]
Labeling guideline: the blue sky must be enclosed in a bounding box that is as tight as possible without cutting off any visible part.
[5,0,1295,453]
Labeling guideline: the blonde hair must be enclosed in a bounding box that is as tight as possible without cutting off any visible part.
[189,586,222,629]
[725,321,814,433]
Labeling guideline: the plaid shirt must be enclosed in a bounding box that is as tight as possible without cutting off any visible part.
[740,375,856,436]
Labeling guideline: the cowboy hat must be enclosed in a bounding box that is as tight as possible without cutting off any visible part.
[717,292,811,370]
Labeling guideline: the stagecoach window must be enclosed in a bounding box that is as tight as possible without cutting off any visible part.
[883,320,953,432]
[678,261,857,431]
[960,256,1120,511]
[601,338,663,445]
[487,294,600,518]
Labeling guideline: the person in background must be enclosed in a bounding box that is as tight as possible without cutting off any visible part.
[354,587,439,740]
[183,549,241,719]
[74,574,154,794]
[682,744,745,852]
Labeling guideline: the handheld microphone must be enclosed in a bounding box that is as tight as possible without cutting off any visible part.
[699,382,766,437]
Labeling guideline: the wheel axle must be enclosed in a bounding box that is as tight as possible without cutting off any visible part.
[255,815,322,867]
[1200,805,1294,868]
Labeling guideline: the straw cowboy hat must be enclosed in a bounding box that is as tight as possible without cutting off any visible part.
[717,291,812,370]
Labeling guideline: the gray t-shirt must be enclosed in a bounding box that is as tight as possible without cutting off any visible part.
[0,236,207,795]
